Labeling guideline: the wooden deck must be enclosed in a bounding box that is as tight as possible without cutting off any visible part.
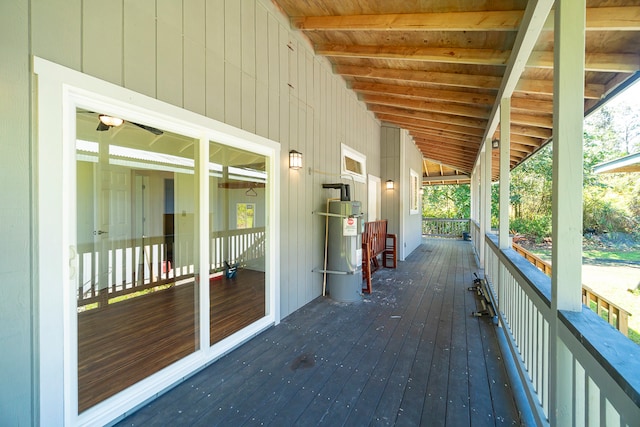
[115,238,520,426]
[78,270,265,412]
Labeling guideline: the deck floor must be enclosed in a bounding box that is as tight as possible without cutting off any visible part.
[115,238,520,426]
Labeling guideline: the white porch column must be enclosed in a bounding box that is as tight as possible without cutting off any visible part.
[478,147,485,264]
[499,98,511,250]
[479,140,492,265]
[552,0,584,314]
[550,1,585,425]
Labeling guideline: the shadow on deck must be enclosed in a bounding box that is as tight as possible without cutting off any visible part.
[116,238,520,426]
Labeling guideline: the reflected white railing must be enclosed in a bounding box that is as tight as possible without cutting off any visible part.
[472,223,640,426]
[77,227,266,307]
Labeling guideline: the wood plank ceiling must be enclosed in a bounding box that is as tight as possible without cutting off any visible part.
[272,0,640,185]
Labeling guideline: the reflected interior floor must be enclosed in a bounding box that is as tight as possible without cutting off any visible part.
[78,269,265,413]
[115,238,521,426]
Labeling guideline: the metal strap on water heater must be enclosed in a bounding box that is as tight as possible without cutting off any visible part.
[314,211,364,219]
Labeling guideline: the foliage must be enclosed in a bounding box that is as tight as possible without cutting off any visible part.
[510,216,552,243]
[510,145,553,220]
[421,101,639,243]
[422,184,470,218]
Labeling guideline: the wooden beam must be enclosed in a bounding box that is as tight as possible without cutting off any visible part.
[528,50,640,73]
[295,7,640,32]
[544,6,640,31]
[293,10,523,32]
[352,82,495,106]
[421,151,475,166]
[515,78,604,99]
[407,126,483,144]
[376,114,486,137]
[511,97,554,114]
[361,94,491,119]
[407,125,482,141]
[415,142,478,158]
[423,174,471,183]
[316,44,511,66]
[335,65,502,90]
[510,113,554,128]
[412,138,480,151]
[412,135,481,150]
[510,124,552,139]
[501,133,545,147]
[338,65,599,100]
[368,104,488,129]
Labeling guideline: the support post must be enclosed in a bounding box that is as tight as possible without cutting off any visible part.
[478,146,486,265]
[499,98,511,250]
[550,1,585,425]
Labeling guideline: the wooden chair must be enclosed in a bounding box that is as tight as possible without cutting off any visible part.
[362,220,397,293]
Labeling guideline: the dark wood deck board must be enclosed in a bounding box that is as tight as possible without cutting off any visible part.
[115,238,520,427]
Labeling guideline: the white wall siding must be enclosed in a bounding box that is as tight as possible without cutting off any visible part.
[0,0,32,424]
[381,125,400,236]
[3,0,383,422]
[402,131,423,258]
[28,0,378,318]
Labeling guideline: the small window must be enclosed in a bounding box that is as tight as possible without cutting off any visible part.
[236,203,255,229]
[410,169,420,215]
[341,144,366,183]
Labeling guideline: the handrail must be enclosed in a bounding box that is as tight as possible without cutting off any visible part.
[480,232,640,425]
[512,242,631,336]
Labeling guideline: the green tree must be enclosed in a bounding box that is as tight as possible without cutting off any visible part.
[422,184,470,218]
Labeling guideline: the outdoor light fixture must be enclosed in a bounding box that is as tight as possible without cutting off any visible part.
[289,150,302,170]
[492,138,500,149]
[99,114,124,127]
[386,179,394,190]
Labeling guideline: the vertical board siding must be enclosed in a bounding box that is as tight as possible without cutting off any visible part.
[82,0,123,85]
[124,0,157,98]
[183,0,207,115]
[156,0,183,106]
[0,0,32,424]
[27,0,380,325]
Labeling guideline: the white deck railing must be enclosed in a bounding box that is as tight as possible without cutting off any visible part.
[421,217,470,237]
[471,220,640,426]
[77,227,266,307]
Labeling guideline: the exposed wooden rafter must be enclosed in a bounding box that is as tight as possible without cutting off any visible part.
[273,0,640,181]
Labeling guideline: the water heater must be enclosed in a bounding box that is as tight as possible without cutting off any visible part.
[323,184,363,302]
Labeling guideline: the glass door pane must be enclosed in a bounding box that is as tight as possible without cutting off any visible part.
[209,141,267,345]
[75,109,200,412]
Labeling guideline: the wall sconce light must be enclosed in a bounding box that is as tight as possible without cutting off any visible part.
[386,179,394,190]
[289,150,302,170]
[492,138,500,149]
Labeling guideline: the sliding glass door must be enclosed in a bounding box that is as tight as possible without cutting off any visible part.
[75,109,200,412]
[208,142,267,345]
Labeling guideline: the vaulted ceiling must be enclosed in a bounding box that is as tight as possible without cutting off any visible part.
[272,0,640,184]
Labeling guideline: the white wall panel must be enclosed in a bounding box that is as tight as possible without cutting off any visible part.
[224,62,242,128]
[156,0,183,106]
[241,0,256,77]
[242,73,257,133]
[82,0,123,85]
[184,0,206,115]
[124,0,156,97]
[224,0,241,68]
[0,1,32,424]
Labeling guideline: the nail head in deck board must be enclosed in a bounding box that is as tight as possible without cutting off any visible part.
[115,239,520,426]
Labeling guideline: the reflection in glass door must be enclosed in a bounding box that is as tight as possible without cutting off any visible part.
[75,109,200,412]
[209,141,267,344]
